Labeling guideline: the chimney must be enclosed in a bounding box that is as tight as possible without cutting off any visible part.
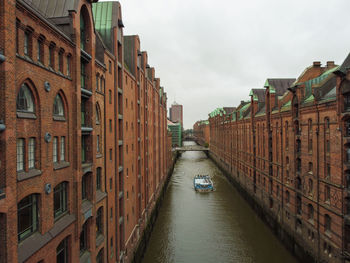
[327,61,335,69]
[313,61,321,67]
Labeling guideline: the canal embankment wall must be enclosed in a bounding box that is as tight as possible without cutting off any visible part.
[208,151,316,263]
[132,150,180,263]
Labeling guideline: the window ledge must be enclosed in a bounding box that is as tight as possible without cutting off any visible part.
[17,169,42,181]
[82,162,92,174]
[18,214,75,263]
[96,190,107,203]
[53,115,66,122]
[80,250,91,263]
[17,112,36,119]
[96,153,103,159]
[96,234,104,248]
[54,161,70,170]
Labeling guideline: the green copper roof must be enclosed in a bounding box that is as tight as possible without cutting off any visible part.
[302,66,339,98]
[249,89,258,101]
[264,79,276,94]
[92,2,118,51]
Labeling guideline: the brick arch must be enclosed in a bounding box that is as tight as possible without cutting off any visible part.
[17,190,41,203]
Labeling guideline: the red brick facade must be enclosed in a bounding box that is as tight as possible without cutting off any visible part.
[208,59,350,262]
[193,120,210,146]
[0,1,173,263]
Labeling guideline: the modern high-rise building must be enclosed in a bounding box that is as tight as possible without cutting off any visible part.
[169,101,183,128]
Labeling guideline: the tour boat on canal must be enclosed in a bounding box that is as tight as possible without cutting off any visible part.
[193,175,214,192]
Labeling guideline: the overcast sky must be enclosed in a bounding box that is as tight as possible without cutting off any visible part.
[102,0,350,129]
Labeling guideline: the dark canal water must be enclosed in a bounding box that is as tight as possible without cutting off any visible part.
[142,141,298,263]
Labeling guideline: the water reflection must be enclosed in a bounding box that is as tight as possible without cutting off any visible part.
[142,141,297,263]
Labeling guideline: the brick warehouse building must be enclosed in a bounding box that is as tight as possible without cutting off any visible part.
[193,120,210,147]
[0,1,173,263]
[206,58,350,262]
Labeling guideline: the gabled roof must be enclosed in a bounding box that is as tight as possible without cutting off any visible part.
[249,89,265,102]
[264,78,296,96]
[335,53,350,76]
[22,0,83,18]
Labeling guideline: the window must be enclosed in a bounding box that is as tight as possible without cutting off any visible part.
[97,135,100,153]
[53,94,64,117]
[81,60,87,90]
[326,164,331,179]
[17,138,25,171]
[96,207,103,236]
[82,174,89,200]
[325,214,331,232]
[296,195,302,215]
[49,43,55,68]
[60,137,65,161]
[109,60,112,73]
[96,75,99,91]
[308,162,313,173]
[307,204,314,221]
[345,94,350,111]
[17,84,35,113]
[58,50,64,73]
[285,121,289,148]
[96,105,100,124]
[100,77,104,93]
[18,194,38,241]
[80,222,88,253]
[81,135,87,163]
[54,182,68,218]
[80,14,86,50]
[96,249,104,263]
[109,90,112,104]
[96,168,102,191]
[28,138,35,169]
[24,31,31,56]
[53,137,58,163]
[308,179,313,195]
[286,190,290,204]
[109,119,112,132]
[66,56,71,76]
[56,237,69,263]
[325,117,330,131]
[37,38,43,62]
[109,149,112,161]
[325,185,330,202]
[326,140,330,153]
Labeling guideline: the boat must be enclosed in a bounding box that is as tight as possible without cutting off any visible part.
[193,175,214,192]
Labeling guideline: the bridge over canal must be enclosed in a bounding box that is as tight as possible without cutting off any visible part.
[175,145,209,153]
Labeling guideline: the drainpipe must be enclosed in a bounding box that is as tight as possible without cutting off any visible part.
[316,104,320,261]
[0,53,5,132]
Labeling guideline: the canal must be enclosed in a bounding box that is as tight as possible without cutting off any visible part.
[142,141,298,263]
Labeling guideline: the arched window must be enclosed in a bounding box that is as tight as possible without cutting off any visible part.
[307,204,314,221]
[96,248,104,263]
[56,236,69,263]
[325,214,331,232]
[80,13,86,50]
[96,207,103,236]
[53,94,64,117]
[286,190,290,204]
[296,176,302,190]
[18,194,39,241]
[325,117,330,131]
[17,84,35,113]
[285,121,289,148]
[308,178,313,194]
[96,104,100,124]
